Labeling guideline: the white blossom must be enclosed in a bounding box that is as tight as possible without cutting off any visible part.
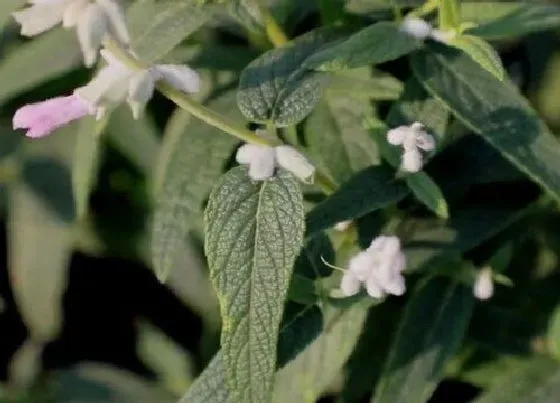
[400,16,432,40]
[334,220,352,232]
[13,0,130,67]
[387,121,435,173]
[235,139,315,183]
[339,235,407,299]
[74,49,201,119]
[474,267,494,300]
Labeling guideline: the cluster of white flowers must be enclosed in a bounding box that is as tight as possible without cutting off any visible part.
[473,267,494,300]
[387,121,436,173]
[340,236,407,299]
[400,16,456,43]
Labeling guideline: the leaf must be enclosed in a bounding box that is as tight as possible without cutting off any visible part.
[272,302,369,402]
[406,173,449,219]
[473,357,560,403]
[305,165,408,236]
[548,304,560,360]
[328,68,404,101]
[305,22,421,71]
[106,106,161,176]
[72,116,108,220]
[464,3,560,39]
[412,44,560,203]
[305,93,380,184]
[204,166,305,403]
[0,0,25,28]
[373,278,474,403]
[178,354,229,403]
[237,29,340,126]
[439,0,461,30]
[449,35,504,81]
[293,233,334,279]
[130,0,214,63]
[151,92,239,282]
[0,29,81,104]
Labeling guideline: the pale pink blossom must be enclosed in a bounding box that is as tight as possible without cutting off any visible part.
[13,95,95,138]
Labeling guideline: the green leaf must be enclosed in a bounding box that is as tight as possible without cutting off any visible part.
[548,304,560,360]
[406,173,449,219]
[305,93,380,184]
[306,165,408,236]
[72,117,108,220]
[106,106,161,176]
[439,0,461,30]
[0,29,80,104]
[448,35,504,81]
[473,357,560,403]
[293,233,334,279]
[373,278,474,403]
[305,22,421,71]
[204,166,305,403]
[129,0,214,63]
[178,354,229,403]
[463,3,560,39]
[412,44,560,203]
[328,68,404,101]
[0,0,25,28]
[151,92,239,282]
[272,302,369,402]
[237,29,341,126]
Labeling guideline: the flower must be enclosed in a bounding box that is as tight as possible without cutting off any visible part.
[400,16,432,40]
[473,267,494,300]
[339,235,407,299]
[387,121,435,173]
[236,135,315,183]
[75,48,201,119]
[13,0,130,67]
[334,220,352,232]
[13,94,96,138]
[399,16,456,44]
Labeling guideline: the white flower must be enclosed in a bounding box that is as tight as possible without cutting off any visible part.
[387,121,435,173]
[236,138,315,183]
[334,220,352,232]
[13,0,130,67]
[340,235,407,299]
[400,16,432,40]
[74,49,201,119]
[474,267,494,300]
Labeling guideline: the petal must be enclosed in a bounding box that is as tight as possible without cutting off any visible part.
[154,64,202,94]
[334,220,352,232]
[348,251,376,282]
[76,3,109,67]
[62,0,88,28]
[383,274,406,296]
[248,146,275,181]
[13,95,93,138]
[402,149,423,173]
[474,268,494,300]
[416,132,436,151]
[236,144,261,164]
[365,275,385,299]
[340,271,361,297]
[127,71,155,119]
[96,0,130,44]
[387,126,409,146]
[400,16,432,40]
[275,145,315,183]
[12,2,67,36]
[75,62,131,105]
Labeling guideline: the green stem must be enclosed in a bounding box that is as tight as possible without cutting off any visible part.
[255,0,289,46]
[103,37,338,194]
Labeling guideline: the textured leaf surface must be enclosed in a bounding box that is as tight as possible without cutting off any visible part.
[305,22,421,71]
[473,357,560,403]
[306,93,380,184]
[237,29,340,126]
[412,44,560,202]
[130,0,213,63]
[449,35,504,80]
[152,92,239,281]
[373,279,474,403]
[328,69,403,100]
[306,165,408,236]
[204,166,305,402]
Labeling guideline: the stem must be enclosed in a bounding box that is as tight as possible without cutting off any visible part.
[256,1,289,47]
[103,37,338,194]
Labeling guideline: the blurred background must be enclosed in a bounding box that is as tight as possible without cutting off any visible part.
[1,1,560,402]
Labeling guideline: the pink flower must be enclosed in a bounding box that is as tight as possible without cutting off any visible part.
[13,95,95,138]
